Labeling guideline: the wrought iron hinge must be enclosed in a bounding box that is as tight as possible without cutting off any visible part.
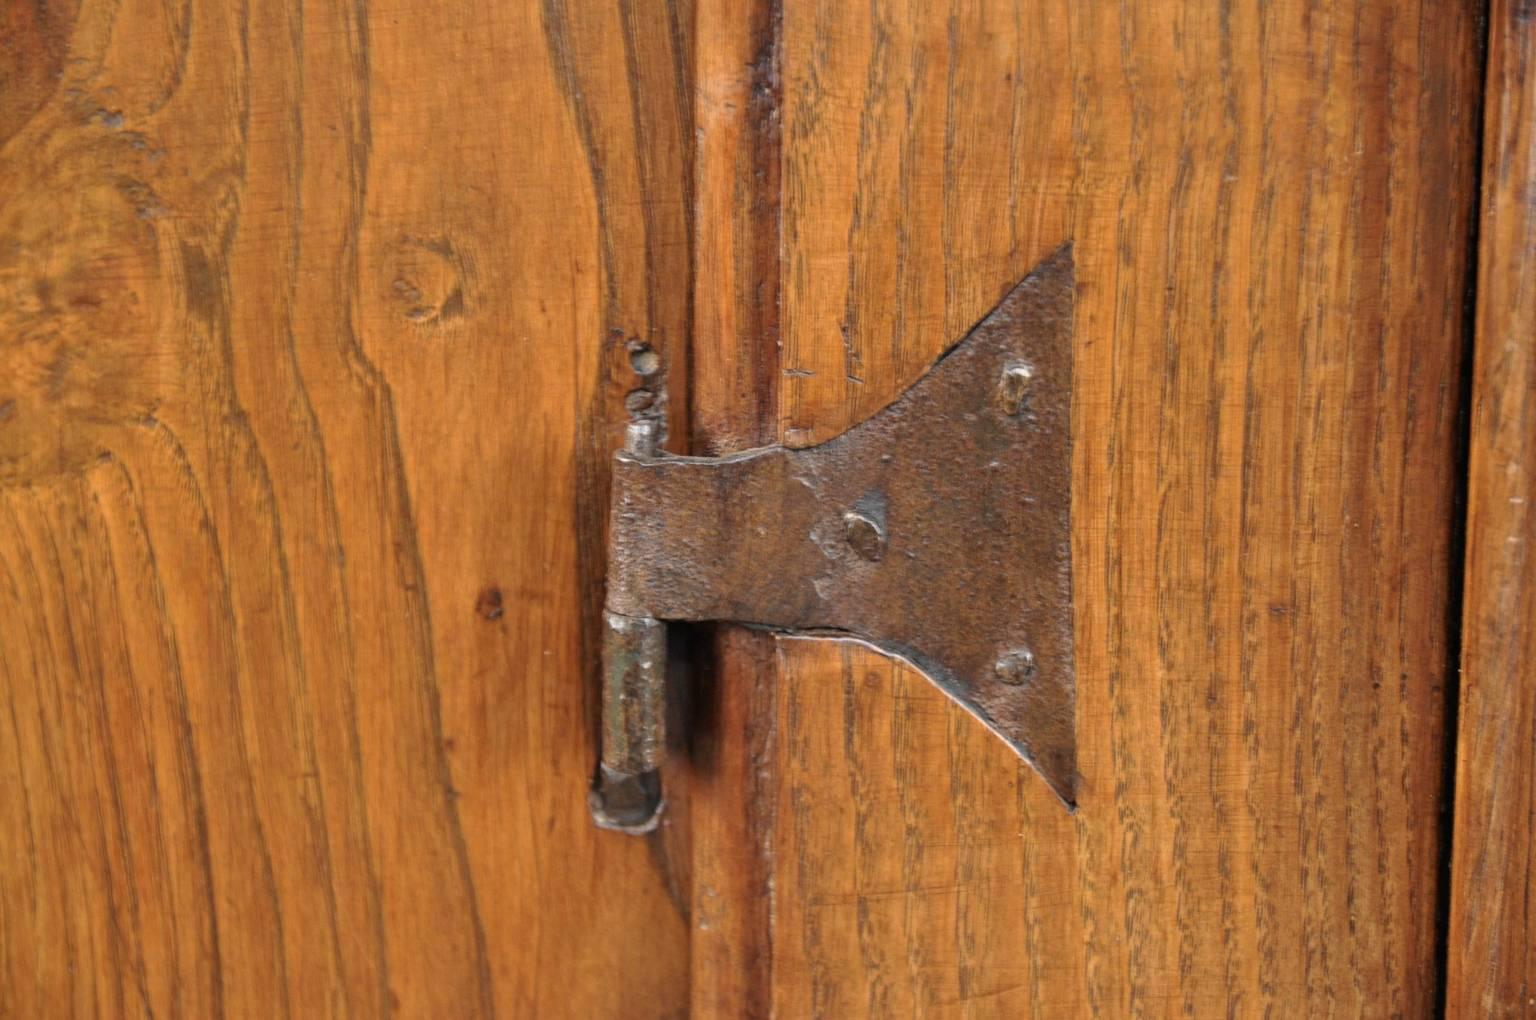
[590,244,1076,833]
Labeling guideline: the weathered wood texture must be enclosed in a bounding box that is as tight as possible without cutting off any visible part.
[1446,1,1536,1015]
[735,1,1484,1015]
[0,0,693,1015]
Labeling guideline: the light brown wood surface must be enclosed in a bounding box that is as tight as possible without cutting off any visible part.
[688,0,1486,1015]
[0,0,1501,1016]
[1446,0,1536,1014]
[0,0,693,1015]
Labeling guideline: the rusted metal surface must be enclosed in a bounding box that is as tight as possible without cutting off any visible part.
[588,761,663,835]
[595,244,1076,826]
[600,611,668,775]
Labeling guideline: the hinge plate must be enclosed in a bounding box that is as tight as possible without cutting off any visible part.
[595,244,1075,829]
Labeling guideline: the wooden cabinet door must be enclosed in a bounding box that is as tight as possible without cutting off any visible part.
[0,1,693,1014]
[688,2,1485,1016]
[1,0,1518,1016]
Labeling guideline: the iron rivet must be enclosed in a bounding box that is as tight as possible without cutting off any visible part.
[843,511,886,561]
[995,648,1037,686]
[996,360,1035,416]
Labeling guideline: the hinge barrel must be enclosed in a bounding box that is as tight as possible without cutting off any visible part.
[599,611,667,775]
[589,416,669,834]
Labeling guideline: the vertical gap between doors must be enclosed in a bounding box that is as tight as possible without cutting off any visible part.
[1433,2,1494,1014]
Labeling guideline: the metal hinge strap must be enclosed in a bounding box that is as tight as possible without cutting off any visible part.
[591,244,1077,833]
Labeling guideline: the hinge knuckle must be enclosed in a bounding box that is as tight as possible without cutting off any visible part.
[600,611,667,775]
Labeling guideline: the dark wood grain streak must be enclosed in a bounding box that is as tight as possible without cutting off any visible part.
[0,0,80,147]
[757,0,1482,1014]
[1446,1,1536,1014]
[0,0,693,1014]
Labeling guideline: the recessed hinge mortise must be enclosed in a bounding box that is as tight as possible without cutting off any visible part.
[591,243,1077,833]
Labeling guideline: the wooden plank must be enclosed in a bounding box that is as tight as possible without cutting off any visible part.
[763,0,1483,1014]
[1446,1,1536,1014]
[687,0,782,1014]
[0,0,692,1015]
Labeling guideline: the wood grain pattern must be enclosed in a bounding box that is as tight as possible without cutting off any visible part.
[1,0,1496,1013]
[1446,0,1536,1014]
[734,0,1485,1014]
[0,0,692,1015]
